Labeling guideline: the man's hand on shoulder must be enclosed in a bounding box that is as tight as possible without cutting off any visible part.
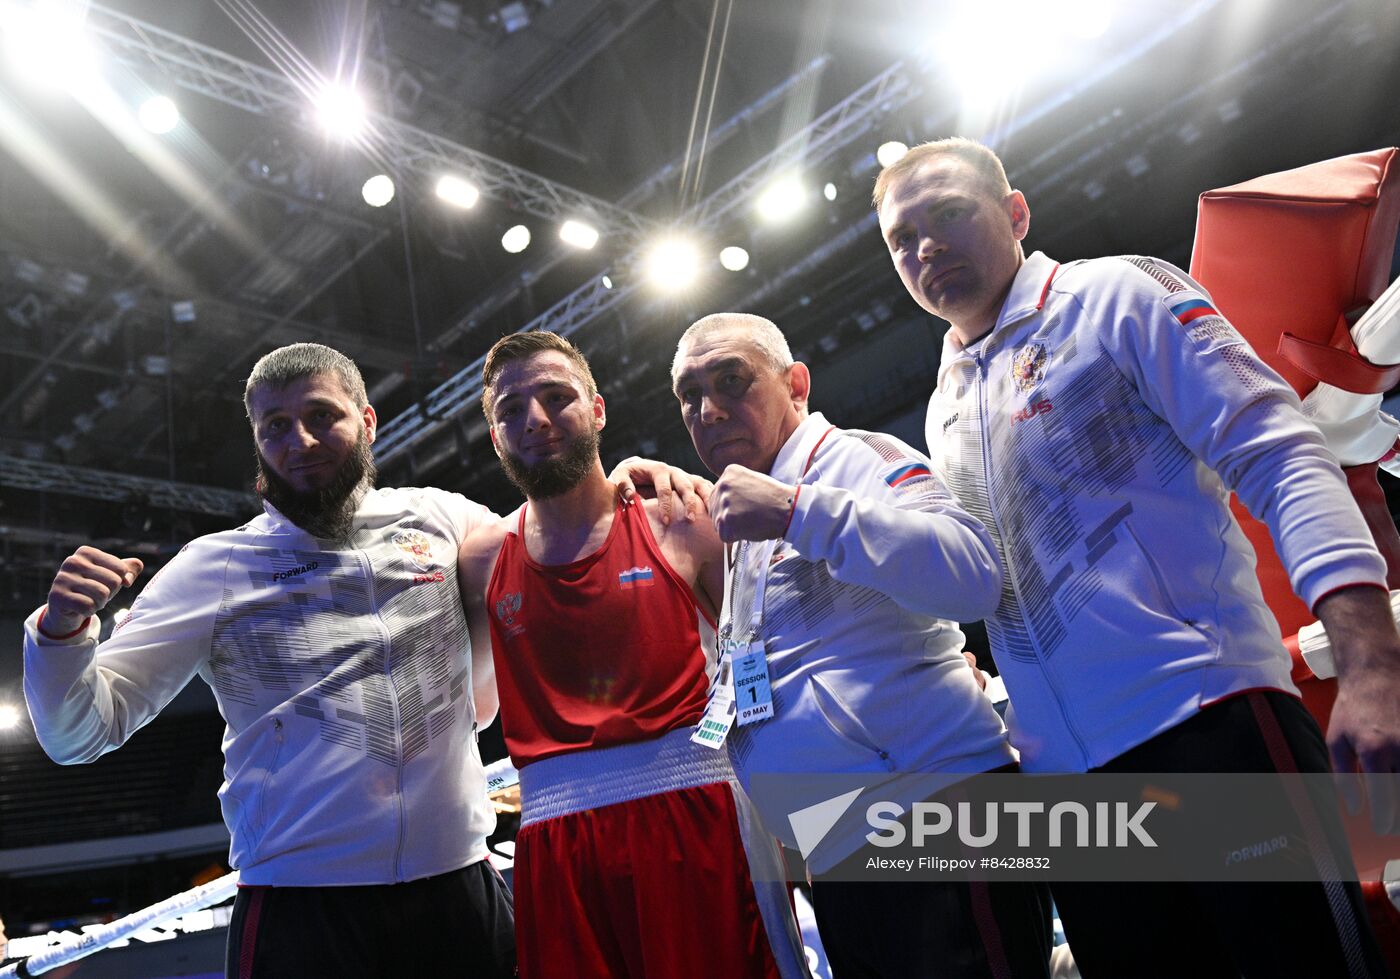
[1316,584,1400,833]
[41,546,144,639]
[709,465,798,544]
[607,456,713,526]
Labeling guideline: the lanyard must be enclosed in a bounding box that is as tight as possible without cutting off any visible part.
[720,425,836,647]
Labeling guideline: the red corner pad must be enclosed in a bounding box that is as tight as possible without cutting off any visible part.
[1277,333,1400,395]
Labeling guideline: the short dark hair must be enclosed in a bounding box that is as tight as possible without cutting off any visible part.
[481,331,598,419]
[244,343,368,418]
[872,137,1012,211]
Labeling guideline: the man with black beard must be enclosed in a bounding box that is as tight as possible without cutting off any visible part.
[457,331,808,979]
[23,343,518,978]
[253,414,374,543]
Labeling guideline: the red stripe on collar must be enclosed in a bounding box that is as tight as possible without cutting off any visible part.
[1036,263,1060,311]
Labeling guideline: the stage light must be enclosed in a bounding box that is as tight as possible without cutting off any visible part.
[436,175,479,209]
[3,4,100,91]
[560,219,599,250]
[1065,0,1112,38]
[934,2,1024,111]
[501,224,531,253]
[645,237,701,293]
[756,175,807,224]
[0,703,21,731]
[601,275,614,290]
[313,84,366,139]
[876,141,909,168]
[823,182,838,201]
[361,174,395,207]
[719,246,749,272]
[138,95,179,134]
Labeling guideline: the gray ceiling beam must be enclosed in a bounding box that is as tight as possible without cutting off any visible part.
[0,454,257,517]
[84,2,655,245]
[371,58,917,464]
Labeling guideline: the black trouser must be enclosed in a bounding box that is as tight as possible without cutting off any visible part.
[811,763,1053,979]
[810,876,1053,979]
[225,859,516,979]
[1053,690,1389,979]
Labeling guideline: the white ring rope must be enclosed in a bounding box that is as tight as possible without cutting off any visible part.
[1,872,238,977]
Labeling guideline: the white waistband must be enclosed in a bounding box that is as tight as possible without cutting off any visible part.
[519,727,735,826]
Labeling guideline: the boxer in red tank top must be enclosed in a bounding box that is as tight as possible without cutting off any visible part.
[458,332,807,979]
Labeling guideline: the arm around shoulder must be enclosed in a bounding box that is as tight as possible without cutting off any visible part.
[458,517,510,728]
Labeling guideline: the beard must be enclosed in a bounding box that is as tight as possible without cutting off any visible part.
[499,428,600,500]
[255,430,377,543]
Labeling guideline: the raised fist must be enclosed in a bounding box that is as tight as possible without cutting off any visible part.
[42,546,144,637]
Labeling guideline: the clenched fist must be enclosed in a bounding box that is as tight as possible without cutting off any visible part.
[42,546,144,637]
[709,465,799,543]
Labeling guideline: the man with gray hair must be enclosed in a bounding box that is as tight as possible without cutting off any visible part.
[22,342,518,977]
[671,312,1052,977]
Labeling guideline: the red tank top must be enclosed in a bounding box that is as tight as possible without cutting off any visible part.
[486,499,714,767]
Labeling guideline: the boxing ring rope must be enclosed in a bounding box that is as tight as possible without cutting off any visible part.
[0,759,523,977]
[0,873,239,977]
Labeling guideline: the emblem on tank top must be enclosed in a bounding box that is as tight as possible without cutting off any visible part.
[391,529,437,571]
[495,592,524,637]
[618,566,655,589]
[1011,342,1048,394]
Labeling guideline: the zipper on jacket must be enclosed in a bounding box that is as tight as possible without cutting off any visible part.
[810,674,897,771]
[972,351,1091,768]
[254,717,285,849]
[359,546,407,881]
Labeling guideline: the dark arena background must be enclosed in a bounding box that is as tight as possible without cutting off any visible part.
[2,0,1400,975]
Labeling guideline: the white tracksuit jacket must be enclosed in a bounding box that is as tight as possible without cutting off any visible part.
[925,250,1386,772]
[24,487,498,885]
[727,412,1015,870]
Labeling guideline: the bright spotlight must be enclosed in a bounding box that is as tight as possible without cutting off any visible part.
[940,6,1032,110]
[4,5,101,90]
[361,174,395,207]
[1065,0,1112,38]
[601,275,614,290]
[436,175,480,209]
[755,176,807,224]
[560,219,599,250]
[313,85,366,139]
[823,182,838,202]
[501,224,531,254]
[876,141,909,168]
[0,703,21,731]
[719,246,750,272]
[645,238,701,293]
[138,95,179,134]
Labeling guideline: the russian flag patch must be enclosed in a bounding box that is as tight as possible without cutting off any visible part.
[884,462,932,488]
[618,566,655,588]
[1168,297,1219,326]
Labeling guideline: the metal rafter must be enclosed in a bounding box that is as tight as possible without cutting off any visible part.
[83,2,654,244]
[372,0,1251,467]
[0,454,257,517]
[362,55,833,406]
[372,59,919,464]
